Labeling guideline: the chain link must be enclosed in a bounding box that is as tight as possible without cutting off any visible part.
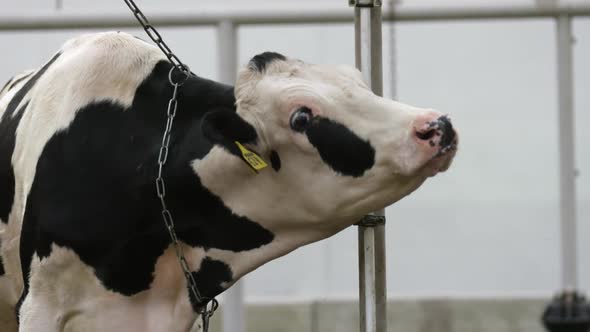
[123,0,190,81]
[123,0,218,328]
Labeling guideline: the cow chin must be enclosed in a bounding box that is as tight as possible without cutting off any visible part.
[418,149,457,178]
[390,141,457,180]
[328,174,427,225]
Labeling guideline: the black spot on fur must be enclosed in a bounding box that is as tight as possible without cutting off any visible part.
[270,150,281,172]
[18,61,274,312]
[437,115,456,148]
[188,257,233,311]
[0,248,5,276]
[1,53,61,224]
[248,52,286,72]
[305,117,375,177]
[0,102,27,224]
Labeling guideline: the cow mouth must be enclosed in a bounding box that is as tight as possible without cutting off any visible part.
[423,141,458,177]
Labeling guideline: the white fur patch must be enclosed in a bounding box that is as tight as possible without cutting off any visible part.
[20,245,198,332]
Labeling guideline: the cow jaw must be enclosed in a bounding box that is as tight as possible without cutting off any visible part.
[191,142,427,280]
[194,144,426,229]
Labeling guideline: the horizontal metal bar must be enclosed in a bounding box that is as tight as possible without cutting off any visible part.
[387,4,590,21]
[0,5,590,31]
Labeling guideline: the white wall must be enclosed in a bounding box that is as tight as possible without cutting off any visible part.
[0,0,587,301]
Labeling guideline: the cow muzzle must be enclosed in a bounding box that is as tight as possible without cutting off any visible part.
[413,112,458,176]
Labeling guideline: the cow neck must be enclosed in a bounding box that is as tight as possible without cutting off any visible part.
[133,63,279,306]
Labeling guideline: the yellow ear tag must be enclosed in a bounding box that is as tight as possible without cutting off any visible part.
[235,141,268,172]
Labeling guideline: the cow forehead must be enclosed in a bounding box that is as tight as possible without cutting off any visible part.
[236,57,371,112]
[308,64,367,87]
[273,60,367,89]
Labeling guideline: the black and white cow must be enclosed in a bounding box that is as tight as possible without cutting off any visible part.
[0,32,457,331]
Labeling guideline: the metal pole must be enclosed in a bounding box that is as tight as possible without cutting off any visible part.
[217,20,245,332]
[542,13,590,332]
[218,20,238,85]
[352,1,386,332]
[388,0,399,100]
[555,14,577,291]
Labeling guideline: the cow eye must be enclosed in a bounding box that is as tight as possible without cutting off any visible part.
[290,107,312,132]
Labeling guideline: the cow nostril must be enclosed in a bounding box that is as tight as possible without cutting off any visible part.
[415,128,436,141]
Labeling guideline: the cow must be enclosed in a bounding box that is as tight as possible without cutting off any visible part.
[0,31,457,331]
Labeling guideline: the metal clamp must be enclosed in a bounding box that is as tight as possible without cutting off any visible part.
[542,290,590,332]
[349,0,382,8]
[355,214,386,227]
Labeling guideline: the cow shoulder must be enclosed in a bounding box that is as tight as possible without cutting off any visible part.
[13,31,170,312]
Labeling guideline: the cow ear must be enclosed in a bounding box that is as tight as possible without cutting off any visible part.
[247,52,287,73]
[202,109,269,172]
[201,108,258,153]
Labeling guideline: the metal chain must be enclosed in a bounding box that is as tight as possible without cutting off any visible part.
[122,0,218,329]
[156,76,219,329]
[123,0,190,77]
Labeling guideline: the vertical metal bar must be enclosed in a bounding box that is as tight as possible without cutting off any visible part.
[374,212,387,332]
[555,14,578,290]
[388,0,399,100]
[353,2,387,332]
[221,283,245,332]
[217,19,246,332]
[357,216,387,332]
[218,20,238,84]
[358,226,376,332]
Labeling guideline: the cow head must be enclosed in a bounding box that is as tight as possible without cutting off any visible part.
[199,52,457,244]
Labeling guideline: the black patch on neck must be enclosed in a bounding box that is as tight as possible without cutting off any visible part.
[18,61,274,311]
[248,52,286,72]
[270,150,281,172]
[188,257,233,311]
[0,52,61,223]
[305,117,375,177]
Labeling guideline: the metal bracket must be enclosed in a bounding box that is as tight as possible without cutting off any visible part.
[349,0,382,8]
[356,214,386,227]
[542,290,590,332]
